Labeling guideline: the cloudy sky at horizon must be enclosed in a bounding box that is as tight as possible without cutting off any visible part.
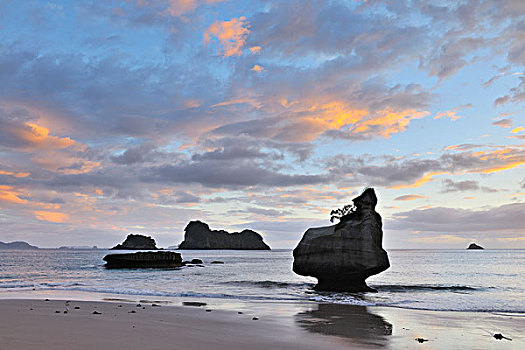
[0,0,524,249]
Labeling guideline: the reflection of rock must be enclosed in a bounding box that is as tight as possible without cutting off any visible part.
[295,303,392,347]
[103,251,183,268]
[293,188,389,292]
[178,221,270,250]
[467,243,484,250]
[111,234,158,250]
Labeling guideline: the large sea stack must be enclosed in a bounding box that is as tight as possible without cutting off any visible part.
[178,221,270,250]
[293,188,389,292]
[111,234,158,250]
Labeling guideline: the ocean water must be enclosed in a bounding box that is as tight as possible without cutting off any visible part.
[0,249,523,314]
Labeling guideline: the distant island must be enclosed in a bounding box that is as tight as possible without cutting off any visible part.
[178,221,270,250]
[111,234,159,250]
[0,241,39,250]
[467,243,484,250]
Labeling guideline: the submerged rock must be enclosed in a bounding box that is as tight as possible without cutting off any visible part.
[103,251,183,268]
[293,188,389,292]
[178,221,270,250]
[467,243,484,250]
[111,234,158,250]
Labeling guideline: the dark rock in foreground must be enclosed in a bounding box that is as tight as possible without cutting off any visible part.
[178,221,270,250]
[293,188,389,292]
[111,234,158,250]
[467,243,484,250]
[103,251,183,268]
[0,241,39,250]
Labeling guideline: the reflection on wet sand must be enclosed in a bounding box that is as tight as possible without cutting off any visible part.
[295,303,392,348]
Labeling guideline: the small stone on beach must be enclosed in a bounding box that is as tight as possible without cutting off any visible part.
[136,304,141,307]
[55,310,60,313]
[129,310,136,313]
[238,312,243,314]
[415,338,428,343]
[74,306,80,309]
[152,303,160,307]
[205,309,212,312]
[92,311,102,315]
[252,317,259,320]
[493,333,512,341]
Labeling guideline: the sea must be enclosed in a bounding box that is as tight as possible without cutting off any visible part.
[0,249,524,314]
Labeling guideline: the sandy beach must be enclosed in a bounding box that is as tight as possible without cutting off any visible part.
[0,299,523,349]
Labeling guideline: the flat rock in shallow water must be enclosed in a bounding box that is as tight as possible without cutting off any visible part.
[103,251,183,268]
[293,188,389,292]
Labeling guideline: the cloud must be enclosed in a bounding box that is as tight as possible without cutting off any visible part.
[204,17,250,56]
[388,202,525,237]
[394,195,428,201]
[492,118,513,128]
[34,210,69,223]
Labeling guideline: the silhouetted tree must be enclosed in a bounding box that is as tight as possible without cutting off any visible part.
[330,203,356,223]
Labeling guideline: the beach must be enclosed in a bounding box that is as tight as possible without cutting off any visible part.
[0,299,522,349]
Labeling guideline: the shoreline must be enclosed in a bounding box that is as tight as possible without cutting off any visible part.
[0,298,522,349]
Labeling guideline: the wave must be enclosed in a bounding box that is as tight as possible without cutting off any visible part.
[373,284,484,292]
[0,281,84,289]
[221,280,315,289]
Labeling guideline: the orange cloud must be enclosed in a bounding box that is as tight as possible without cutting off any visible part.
[249,46,261,54]
[511,126,524,133]
[389,171,447,189]
[434,110,460,121]
[34,210,69,223]
[21,123,76,150]
[0,170,30,178]
[204,17,250,56]
[0,185,27,204]
[351,109,430,138]
[251,64,264,72]
[394,194,428,201]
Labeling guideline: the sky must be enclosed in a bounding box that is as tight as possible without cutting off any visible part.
[0,0,524,249]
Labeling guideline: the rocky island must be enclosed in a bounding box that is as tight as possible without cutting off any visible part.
[293,188,389,292]
[178,221,270,250]
[467,243,484,250]
[111,234,158,250]
[0,241,39,250]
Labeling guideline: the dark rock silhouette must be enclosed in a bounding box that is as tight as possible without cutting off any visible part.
[0,241,39,250]
[467,243,484,250]
[103,251,183,268]
[111,234,158,250]
[178,221,270,250]
[293,188,389,292]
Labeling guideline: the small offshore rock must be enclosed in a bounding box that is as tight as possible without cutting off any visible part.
[211,261,224,264]
[111,234,158,250]
[467,243,484,250]
[189,258,203,264]
[415,338,428,343]
[92,311,102,315]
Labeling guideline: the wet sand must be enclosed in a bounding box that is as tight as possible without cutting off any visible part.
[0,299,523,349]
